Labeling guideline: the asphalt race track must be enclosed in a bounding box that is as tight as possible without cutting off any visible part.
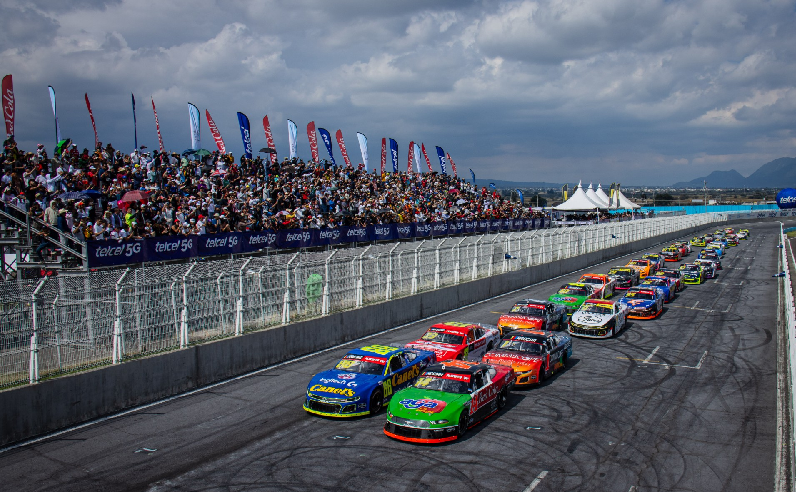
[0,221,786,492]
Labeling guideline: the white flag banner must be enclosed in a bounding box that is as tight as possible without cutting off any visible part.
[188,102,200,150]
[356,132,369,171]
[287,119,298,159]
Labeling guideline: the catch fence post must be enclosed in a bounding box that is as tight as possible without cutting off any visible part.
[113,268,131,364]
[236,258,252,336]
[29,277,47,384]
[180,263,196,348]
[282,253,298,324]
[412,240,425,294]
[323,251,337,314]
[386,244,399,299]
[356,246,371,307]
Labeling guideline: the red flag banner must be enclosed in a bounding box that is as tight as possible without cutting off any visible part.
[421,143,433,172]
[446,152,457,177]
[262,115,276,164]
[407,140,415,175]
[335,130,352,167]
[307,121,319,162]
[380,138,386,175]
[151,98,164,153]
[205,110,226,154]
[84,93,98,149]
[2,75,14,137]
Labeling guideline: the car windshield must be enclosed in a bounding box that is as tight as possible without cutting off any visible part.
[643,280,666,287]
[413,375,470,394]
[499,338,544,354]
[420,331,464,345]
[625,291,654,300]
[558,286,588,296]
[660,271,678,278]
[628,260,647,266]
[581,304,612,314]
[609,269,632,277]
[580,277,602,285]
[335,356,385,375]
[509,305,546,316]
[682,265,700,272]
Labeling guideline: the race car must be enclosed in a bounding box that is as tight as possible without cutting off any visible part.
[672,243,690,257]
[577,273,616,299]
[618,287,665,320]
[726,236,739,247]
[304,345,436,417]
[657,268,684,292]
[642,253,665,273]
[679,263,706,284]
[482,329,572,386]
[548,282,599,314]
[739,229,750,238]
[690,237,706,247]
[497,299,568,334]
[737,231,748,240]
[706,243,725,257]
[698,249,722,269]
[607,266,640,290]
[568,299,628,338]
[626,259,654,278]
[383,360,515,443]
[640,276,676,303]
[724,228,735,234]
[405,322,501,362]
[694,258,718,279]
[675,241,692,254]
[660,246,681,262]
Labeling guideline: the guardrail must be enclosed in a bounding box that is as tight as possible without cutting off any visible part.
[780,224,796,486]
[0,213,724,388]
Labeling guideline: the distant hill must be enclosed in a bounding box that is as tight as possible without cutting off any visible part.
[671,157,796,188]
[474,179,563,189]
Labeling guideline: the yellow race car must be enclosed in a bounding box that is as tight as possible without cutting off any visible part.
[690,237,706,247]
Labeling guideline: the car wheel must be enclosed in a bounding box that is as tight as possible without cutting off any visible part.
[497,388,508,409]
[457,410,469,438]
[537,365,546,384]
[562,352,569,366]
[369,388,384,415]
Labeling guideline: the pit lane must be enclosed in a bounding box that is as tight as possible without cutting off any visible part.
[0,221,784,492]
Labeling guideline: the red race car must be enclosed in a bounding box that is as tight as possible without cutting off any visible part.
[405,322,501,362]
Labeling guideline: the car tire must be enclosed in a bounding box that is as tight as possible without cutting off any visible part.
[537,365,546,384]
[457,410,469,438]
[498,388,508,409]
[369,388,384,415]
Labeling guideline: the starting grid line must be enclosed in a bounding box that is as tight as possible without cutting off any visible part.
[617,349,708,370]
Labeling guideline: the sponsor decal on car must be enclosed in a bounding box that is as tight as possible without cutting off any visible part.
[399,398,448,413]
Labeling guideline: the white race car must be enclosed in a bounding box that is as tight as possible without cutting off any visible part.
[567,299,628,339]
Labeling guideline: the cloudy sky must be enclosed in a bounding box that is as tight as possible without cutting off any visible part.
[2,0,795,185]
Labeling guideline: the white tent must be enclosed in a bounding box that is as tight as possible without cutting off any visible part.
[586,183,609,207]
[554,181,606,211]
[595,184,611,206]
[611,188,641,209]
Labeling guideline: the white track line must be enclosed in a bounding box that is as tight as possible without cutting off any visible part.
[643,346,660,363]
[523,471,549,492]
[695,351,708,369]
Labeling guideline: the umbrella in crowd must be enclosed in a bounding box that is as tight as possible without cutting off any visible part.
[120,190,150,203]
[195,149,211,157]
[58,191,89,200]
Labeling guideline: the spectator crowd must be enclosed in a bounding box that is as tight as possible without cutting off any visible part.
[1,136,547,253]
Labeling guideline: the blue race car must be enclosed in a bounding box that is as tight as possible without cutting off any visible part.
[304,345,436,418]
[640,276,675,303]
[618,287,665,319]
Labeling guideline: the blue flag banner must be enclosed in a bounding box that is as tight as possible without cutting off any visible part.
[389,138,398,172]
[489,183,496,189]
[132,93,138,150]
[435,146,447,175]
[237,112,252,159]
[188,102,200,150]
[516,189,524,205]
[318,127,336,165]
[470,168,476,185]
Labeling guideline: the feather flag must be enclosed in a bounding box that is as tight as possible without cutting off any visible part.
[84,93,98,149]
[2,75,14,137]
[380,138,386,175]
[516,189,524,205]
[435,146,447,175]
[356,132,369,171]
[420,143,432,172]
[132,94,138,150]
[446,153,457,177]
[48,86,61,144]
[206,110,226,154]
[469,168,476,185]
[306,121,319,162]
[389,138,398,173]
[262,115,276,164]
[318,128,335,165]
[151,98,164,152]
[413,142,422,173]
[287,119,298,159]
[407,141,415,175]
[336,130,352,167]
[237,112,252,159]
[188,102,200,150]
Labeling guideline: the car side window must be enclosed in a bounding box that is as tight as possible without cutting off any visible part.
[467,330,475,344]
[474,327,485,339]
[472,371,486,389]
[388,356,403,373]
[486,366,497,382]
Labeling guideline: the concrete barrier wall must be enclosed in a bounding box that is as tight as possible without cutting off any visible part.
[0,224,707,446]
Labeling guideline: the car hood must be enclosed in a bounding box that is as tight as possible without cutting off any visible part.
[571,312,612,326]
[388,387,470,421]
[498,314,544,329]
[483,349,543,370]
[620,298,656,308]
[307,370,381,399]
[548,294,585,305]
[405,341,460,360]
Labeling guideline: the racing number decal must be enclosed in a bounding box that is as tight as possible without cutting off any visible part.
[383,379,393,398]
[360,345,397,355]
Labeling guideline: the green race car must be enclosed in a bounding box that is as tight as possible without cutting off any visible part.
[548,282,598,315]
[679,263,706,284]
[383,360,516,443]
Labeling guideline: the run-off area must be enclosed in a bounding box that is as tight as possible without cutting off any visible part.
[0,223,782,492]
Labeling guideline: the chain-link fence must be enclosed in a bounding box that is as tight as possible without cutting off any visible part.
[1,213,724,388]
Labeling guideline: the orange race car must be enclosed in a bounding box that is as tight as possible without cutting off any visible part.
[625,258,653,278]
[496,299,568,334]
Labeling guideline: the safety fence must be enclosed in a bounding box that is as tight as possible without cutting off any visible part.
[0,213,725,388]
[780,224,796,484]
